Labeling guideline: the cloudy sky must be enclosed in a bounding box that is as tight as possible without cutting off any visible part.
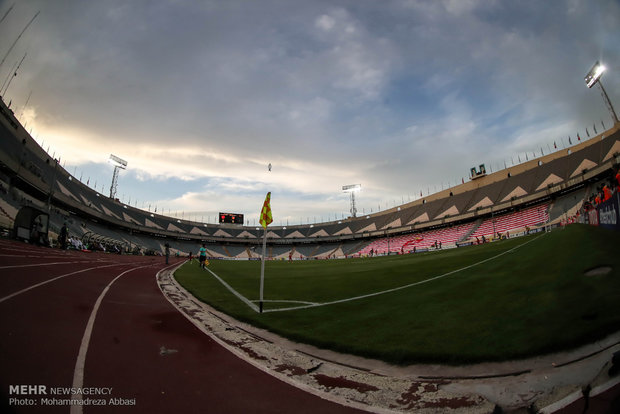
[1,0,619,226]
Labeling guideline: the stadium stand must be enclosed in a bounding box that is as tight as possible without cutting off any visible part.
[357,222,475,256]
[295,245,318,258]
[225,245,248,258]
[547,186,589,224]
[312,243,341,258]
[1,96,619,258]
[468,204,550,240]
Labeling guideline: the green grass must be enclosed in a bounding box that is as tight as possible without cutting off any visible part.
[174,224,620,365]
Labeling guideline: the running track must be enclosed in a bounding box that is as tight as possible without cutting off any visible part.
[0,240,363,413]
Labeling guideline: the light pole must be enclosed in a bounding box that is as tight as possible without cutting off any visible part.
[342,184,361,218]
[585,61,619,125]
[108,154,127,199]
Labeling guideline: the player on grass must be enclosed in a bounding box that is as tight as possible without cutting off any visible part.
[199,244,207,269]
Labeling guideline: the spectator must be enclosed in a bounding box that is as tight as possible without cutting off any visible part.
[603,184,612,202]
[30,218,40,245]
[164,243,170,264]
[59,223,68,250]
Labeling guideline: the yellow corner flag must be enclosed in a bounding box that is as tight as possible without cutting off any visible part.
[259,192,272,313]
[260,192,273,229]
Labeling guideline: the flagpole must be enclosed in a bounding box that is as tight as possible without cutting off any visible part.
[258,191,272,314]
[259,227,267,313]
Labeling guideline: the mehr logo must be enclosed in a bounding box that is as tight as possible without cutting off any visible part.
[9,385,47,395]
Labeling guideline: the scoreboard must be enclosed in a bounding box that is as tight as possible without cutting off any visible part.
[219,212,244,225]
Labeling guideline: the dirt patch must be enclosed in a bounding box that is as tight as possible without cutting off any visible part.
[313,374,379,393]
[219,337,269,361]
[274,364,307,376]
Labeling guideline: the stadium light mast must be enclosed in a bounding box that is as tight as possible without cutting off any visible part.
[585,61,619,125]
[108,154,127,199]
[342,184,361,218]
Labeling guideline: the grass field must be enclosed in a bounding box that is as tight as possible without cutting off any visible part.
[174,224,620,365]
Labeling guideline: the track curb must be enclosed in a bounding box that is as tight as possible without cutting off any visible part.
[157,262,620,413]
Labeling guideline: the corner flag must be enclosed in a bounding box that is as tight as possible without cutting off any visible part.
[259,192,272,313]
[260,192,273,229]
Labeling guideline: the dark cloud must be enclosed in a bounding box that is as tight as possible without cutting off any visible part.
[1,0,619,221]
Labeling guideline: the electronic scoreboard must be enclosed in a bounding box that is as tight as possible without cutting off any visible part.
[219,212,244,224]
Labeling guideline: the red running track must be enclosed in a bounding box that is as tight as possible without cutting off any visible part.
[0,240,363,413]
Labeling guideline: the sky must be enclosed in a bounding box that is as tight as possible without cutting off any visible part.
[1,0,619,226]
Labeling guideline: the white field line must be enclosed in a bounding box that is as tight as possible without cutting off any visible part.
[264,233,545,313]
[205,233,545,314]
[0,263,122,303]
[250,299,320,305]
[205,267,260,312]
[70,265,151,414]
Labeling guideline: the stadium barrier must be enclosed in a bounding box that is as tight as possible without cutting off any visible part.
[597,192,619,230]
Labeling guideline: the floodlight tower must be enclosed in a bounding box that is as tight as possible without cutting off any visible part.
[585,61,619,125]
[108,154,127,199]
[342,184,361,218]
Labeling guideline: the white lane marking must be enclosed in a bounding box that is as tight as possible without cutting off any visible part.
[0,261,91,269]
[0,254,75,258]
[70,264,151,413]
[0,264,122,304]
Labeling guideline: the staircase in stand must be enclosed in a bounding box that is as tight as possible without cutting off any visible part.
[459,218,483,243]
